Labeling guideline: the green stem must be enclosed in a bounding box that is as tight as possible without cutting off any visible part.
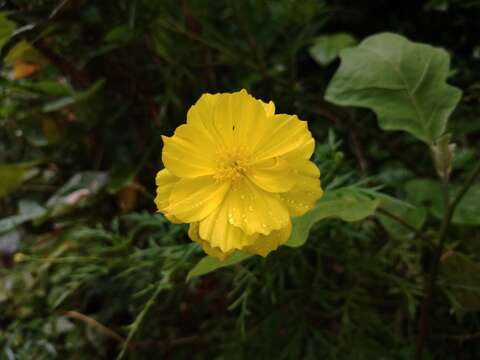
[376,207,431,244]
[415,160,480,359]
[323,152,344,187]
[116,273,170,360]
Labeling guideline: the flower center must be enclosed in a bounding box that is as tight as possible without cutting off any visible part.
[214,147,250,183]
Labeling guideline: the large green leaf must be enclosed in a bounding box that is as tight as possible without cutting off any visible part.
[325,32,462,144]
[187,251,252,280]
[286,187,380,248]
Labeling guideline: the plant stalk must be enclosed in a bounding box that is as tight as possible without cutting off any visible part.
[415,160,480,359]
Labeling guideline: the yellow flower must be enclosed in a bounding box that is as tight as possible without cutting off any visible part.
[155,90,323,260]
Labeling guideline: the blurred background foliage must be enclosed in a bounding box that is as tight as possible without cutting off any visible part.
[1,0,480,359]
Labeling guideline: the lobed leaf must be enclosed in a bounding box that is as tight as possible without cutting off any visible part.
[309,32,357,66]
[325,32,462,144]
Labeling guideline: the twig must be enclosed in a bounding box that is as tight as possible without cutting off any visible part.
[349,130,368,175]
[65,310,125,343]
[66,310,206,352]
[415,160,480,359]
[376,207,431,244]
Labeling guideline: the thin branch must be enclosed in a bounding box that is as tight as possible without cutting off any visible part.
[65,310,125,343]
[116,275,170,360]
[415,159,480,359]
[376,207,431,244]
[65,310,206,352]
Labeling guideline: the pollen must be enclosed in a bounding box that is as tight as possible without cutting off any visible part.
[214,147,250,182]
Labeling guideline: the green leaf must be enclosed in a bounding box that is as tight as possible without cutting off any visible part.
[0,200,46,234]
[46,172,108,217]
[21,80,72,96]
[441,251,480,312]
[187,251,252,280]
[309,33,357,66]
[0,163,36,199]
[325,32,462,144]
[104,26,135,43]
[0,12,16,51]
[4,40,48,65]
[406,178,480,226]
[42,79,105,112]
[286,187,380,248]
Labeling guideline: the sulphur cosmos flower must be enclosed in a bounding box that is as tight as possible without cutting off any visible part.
[155,90,323,260]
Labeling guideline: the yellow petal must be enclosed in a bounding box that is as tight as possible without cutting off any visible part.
[154,169,178,210]
[198,196,258,252]
[162,123,218,178]
[251,114,314,162]
[243,221,292,257]
[166,176,230,222]
[187,93,220,126]
[280,160,323,216]
[259,99,275,117]
[228,179,290,235]
[188,222,233,260]
[188,90,276,152]
[247,157,296,193]
[154,169,181,223]
[186,93,222,144]
[212,90,270,150]
[285,136,315,160]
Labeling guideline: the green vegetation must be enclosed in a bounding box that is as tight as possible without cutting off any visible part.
[1,1,480,359]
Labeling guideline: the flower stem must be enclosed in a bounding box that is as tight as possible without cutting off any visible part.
[415,160,480,359]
